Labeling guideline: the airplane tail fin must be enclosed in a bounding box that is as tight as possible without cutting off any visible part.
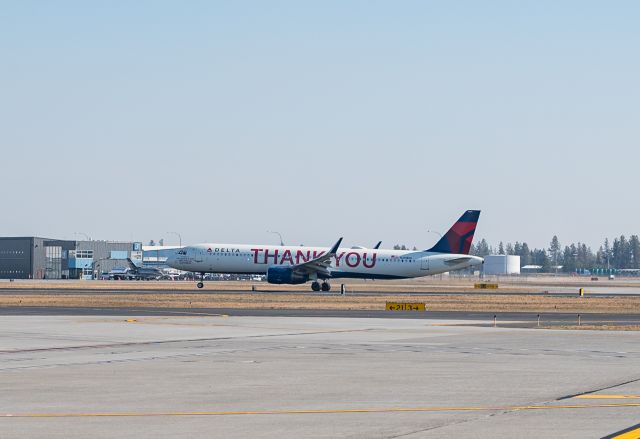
[426,210,480,255]
[126,258,139,269]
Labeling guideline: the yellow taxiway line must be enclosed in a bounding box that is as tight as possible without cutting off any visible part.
[574,394,640,400]
[603,423,640,439]
[4,402,640,418]
[610,428,640,439]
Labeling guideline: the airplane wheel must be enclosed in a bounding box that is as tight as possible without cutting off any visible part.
[311,281,321,292]
[321,282,330,292]
[197,282,204,289]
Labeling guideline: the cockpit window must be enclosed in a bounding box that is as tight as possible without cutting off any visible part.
[177,249,187,255]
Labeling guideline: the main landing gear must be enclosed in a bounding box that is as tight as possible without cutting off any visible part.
[197,272,205,289]
[311,281,331,292]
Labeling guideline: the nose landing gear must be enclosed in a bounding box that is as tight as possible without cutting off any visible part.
[196,272,205,289]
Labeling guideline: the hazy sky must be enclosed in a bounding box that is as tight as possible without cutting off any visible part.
[2,1,639,250]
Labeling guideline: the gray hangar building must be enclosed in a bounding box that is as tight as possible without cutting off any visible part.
[0,237,142,280]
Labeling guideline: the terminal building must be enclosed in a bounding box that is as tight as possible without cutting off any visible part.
[71,240,144,279]
[0,237,143,280]
[0,237,76,279]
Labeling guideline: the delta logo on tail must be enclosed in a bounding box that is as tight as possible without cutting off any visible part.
[426,210,480,255]
[167,210,484,291]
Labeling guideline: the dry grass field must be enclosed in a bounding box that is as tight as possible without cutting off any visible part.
[1,293,640,313]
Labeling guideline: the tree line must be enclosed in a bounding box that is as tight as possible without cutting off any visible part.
[469,235,640,272]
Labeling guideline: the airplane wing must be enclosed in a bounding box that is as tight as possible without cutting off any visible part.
[293,238,343,278]
[444,256,473,265]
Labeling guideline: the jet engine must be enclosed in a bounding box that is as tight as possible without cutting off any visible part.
[266,266,309,284]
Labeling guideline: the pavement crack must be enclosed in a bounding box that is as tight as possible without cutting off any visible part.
[382,410,512,439]
[0,329,368,355]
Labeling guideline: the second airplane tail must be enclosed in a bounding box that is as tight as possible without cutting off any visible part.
[426,210,481,255]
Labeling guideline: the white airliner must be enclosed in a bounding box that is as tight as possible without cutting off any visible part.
[166,210,484,291]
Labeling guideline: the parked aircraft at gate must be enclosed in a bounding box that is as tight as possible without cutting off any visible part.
[166,210,483,291]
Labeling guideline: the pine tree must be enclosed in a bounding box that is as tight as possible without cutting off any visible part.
[498,242,505,255]
[596,246,605,266]
[505,242,514,255]
[563,245,576,273]
[475,239,491,256]
[620,235,631,268]
[612,236,629,268]
[630,235,640,269]
[520,243,531,266]
[549,236,561,271]
[603,238,612,270]
[538,249,551,272]
[513,242,522,256]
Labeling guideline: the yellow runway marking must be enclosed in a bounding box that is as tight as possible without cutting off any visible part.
[4,402,640,418]
[575,395,640,400]
[603,423,640,439]
[611,427,640,439]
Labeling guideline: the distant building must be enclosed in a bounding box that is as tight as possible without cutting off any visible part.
[0,237,75,279]
[0,237,142,280]
[483,255,521,275]
[71,240,143,279]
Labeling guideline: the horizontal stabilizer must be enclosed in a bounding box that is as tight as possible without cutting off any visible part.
[444,257,473,265]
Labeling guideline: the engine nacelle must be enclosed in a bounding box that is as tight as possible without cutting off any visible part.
[266,266,309,284]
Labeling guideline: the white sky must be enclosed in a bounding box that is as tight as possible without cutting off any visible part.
[1,1,639,250]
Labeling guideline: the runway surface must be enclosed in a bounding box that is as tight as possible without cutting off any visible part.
[2,306,640,328]
[2,310,640,437]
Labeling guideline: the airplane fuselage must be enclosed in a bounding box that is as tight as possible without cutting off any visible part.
[167,244,483,281]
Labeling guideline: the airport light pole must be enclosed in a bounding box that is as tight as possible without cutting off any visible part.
[426,229,443,240]
[167,231,182,247]
[267,231,285,246]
